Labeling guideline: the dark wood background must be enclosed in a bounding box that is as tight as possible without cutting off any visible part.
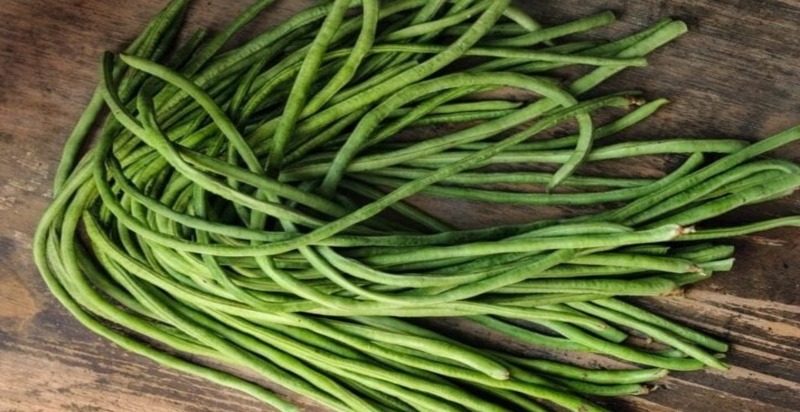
[1,1,799,411]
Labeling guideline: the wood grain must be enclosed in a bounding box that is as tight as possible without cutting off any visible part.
[0,1,798,411]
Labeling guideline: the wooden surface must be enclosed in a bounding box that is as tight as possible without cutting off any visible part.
[1,0,799,411]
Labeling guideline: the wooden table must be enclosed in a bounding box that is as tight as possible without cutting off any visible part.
[1,1,799,411]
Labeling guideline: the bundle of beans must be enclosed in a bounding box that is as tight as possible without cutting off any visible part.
[34,0,800,411]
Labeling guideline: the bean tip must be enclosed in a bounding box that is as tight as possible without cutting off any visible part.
[712,360,731,370]
[627,95,647,107]
[601,10,617,21]
[666,287,686,297]
[670,20,690,35]
[492,369,512,380]
[118,53,136,65]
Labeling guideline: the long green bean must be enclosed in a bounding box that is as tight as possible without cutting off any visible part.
[33,1,800,411]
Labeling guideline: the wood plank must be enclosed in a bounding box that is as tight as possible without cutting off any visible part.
[1,0,799,411]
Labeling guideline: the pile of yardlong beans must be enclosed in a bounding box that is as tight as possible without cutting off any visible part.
[35,0,800,411]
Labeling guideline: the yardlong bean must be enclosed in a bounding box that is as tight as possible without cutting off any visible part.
[33,1,800,411]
